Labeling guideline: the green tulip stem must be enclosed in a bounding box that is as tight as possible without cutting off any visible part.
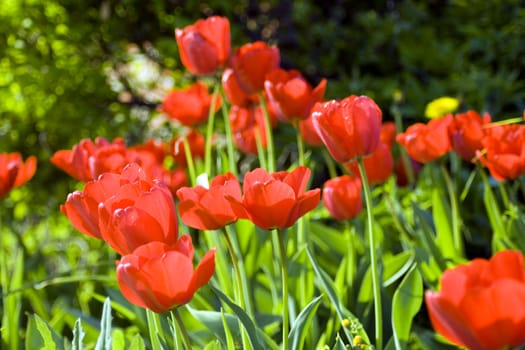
[222,226,250,314]
[219,87,238,177]
[294,121,305,167]
[182,137,197,187]
[357,157,382,350]
[171,308,193,350]
[392,104,415,186]
[259,93,275,172]
[204,85,219,177]
[276,228,289,350]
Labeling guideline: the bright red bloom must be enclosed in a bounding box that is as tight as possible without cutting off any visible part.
[241,166,320,230]
[95,163,179,255]
[116,237,216,313]
[264,68,327,122]
[169,129,206,167]
[477,124,525,181]
[229,103,277,155]
[449,110,491,161]
[345,142,394,185]
[230,41,280,95]
[396,114,453,163]
[311,95,383,163]
[0,152,37,199]
[425,250,525,350]
[160,82,221,127]
[175,16,230,75]
[222,68,259,107]
[322,175,362,220]
[176,173,245,230]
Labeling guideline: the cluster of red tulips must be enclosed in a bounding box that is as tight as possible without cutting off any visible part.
[4,14,525,350]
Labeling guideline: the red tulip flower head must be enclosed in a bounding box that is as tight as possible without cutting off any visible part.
[0,152,37,199]
[380,121,397,150]
[264,68,327,122]
[241,166,320,230]
[161,82,221,127]
[345,142,394,185]
[311,95,383,163]
[425,250,525,350]
[96,163,179,255]
[176,173,245,230]
[396,114,453,163]
[449,110,491,161]
[170,129,206,168]
[299,114,324,147]
[322,175,363,220]
[230,41,280,95]
[477,124,525,181]
[229,103,277,155]
[175,16,230,75]
[117,237,216,313]
[222,68,259,107]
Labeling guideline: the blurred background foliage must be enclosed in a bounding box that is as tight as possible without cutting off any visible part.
[2,0,525,213]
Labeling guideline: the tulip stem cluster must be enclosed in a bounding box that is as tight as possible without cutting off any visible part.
[357,157,382,350]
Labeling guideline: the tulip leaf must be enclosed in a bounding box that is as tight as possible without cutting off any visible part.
[210,285,265,350]
[383,251,414,287]
[72,318,85,350]
[306,248,370,344]
[221,308,236,350]
[25,313,65,350]
[129,334,146,350]
[391,265,423,350]
[332,335,347,350]
[288,295,323,350]
[432,188,459,261]
[483,178,511,251]
[186,305,240,343]
[412,203,448,271]
[95,297,112,350]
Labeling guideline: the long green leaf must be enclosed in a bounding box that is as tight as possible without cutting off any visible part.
[25,313,65,350]
[95,297,112,350]
[306,248,369,344]
[72,318,85,350]
[210,285,265,350]
[391,265,423,350]
[288,295,322,350]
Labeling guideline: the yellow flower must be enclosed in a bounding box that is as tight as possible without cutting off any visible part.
[424,96,459,119]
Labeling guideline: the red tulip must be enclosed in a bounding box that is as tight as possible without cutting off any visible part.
[322,175,362,220]
[264,68,327,122]
[425,250,525,350]
[160,82,221,127]
[396,114,453,163]
[230,41,280,95]
[222,68,259,107]
[96,163,179,255]
[176,173,245,230]
[380,121,397,150]
[344,142,394,185]
[175,16,230,75]
[477,124,525,181]
[311,95,383,163]
[450,110,491,161]
[241,166,320,230]
[394,156,423,187]
[0,152,37,199]
[117,237,216,313]
[299,114,324,147]
[229,103,278,155]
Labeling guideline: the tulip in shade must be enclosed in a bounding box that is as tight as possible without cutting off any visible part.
[299,114,324,147]
[95,163,179,255]
[241,166,320,230]
[380,121,397,150]
[230,41,280,95]
[117,237,216,313]
[425,250,525,350]
[477,124,525,181]
[160,82,220,127]
[0,152,37,199]
[222,68,259,107]
[229,103,277,155]
[176,173,245,230]
[170,129,206,167]
[322,175,362,220]
[264,68,327,122]
[311,95,383,163]
[396,114,453,163]
[449,110,491,161]
[344,142,394,185]
[175,16,230,75]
